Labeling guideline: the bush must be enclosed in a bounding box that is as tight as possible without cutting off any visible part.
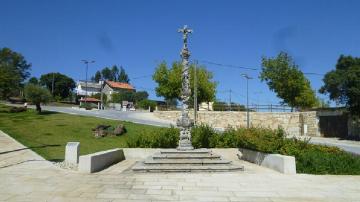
[9,106,27,113]
[123,121,360,175]
[190,125,360,175]
[80,102,97,110]
[126,127,179,148]
[191,124,217,148]
[136,99,157,111]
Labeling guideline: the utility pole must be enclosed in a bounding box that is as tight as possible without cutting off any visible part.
[81,60,95,104]
[241,73,253,128]
[193,60,198,125]
[52,72,55,96]
[229,89,232,111]
[100,79,104,110]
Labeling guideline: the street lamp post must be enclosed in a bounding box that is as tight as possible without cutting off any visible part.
[194,60,198,125]
[81,60,95,104]
[241,73,253,128]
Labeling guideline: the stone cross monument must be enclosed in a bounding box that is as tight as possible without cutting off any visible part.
[177,25,194,150]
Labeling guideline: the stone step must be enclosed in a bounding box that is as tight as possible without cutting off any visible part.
[160,149,210,154]
[132,162,244,172]
[144,158,232,165]
[152,153,221,159]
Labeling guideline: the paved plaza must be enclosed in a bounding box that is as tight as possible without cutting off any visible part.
[0,130,359,202]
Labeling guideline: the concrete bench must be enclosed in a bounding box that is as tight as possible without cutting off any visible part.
[79,149,125,173]
[239,148,296,174]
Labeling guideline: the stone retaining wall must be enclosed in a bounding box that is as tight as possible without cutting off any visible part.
[154,111,319,136]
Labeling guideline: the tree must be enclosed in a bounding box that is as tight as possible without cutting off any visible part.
[110,65,119,81]
[0,47,31,98]
[94,71,102,82]
[134,91,149,102]
[92,66,130,82]
[136,99,157,111]
[28,77,39,85]
[101,67,112,80]
[118,66,130,83]
[153,61,217,104]
[24,84,51,113]
[39,72,75,99]
[112,91,135,103]
[319,55,360,116]
[260,52,318,110]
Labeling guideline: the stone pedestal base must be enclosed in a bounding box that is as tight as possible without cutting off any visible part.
[177,139,194,150]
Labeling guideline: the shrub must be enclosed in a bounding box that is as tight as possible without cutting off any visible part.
[191,125,360,175]
[136,99,157,111]
[9,106,27,113]
[80,102,97,110]
[124,122,360,175]
[191,124,217,148]
[126,127,179,148]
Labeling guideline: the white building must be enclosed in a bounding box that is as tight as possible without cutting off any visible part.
[75,81,102,96]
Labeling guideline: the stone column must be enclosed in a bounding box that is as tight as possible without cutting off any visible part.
[177,25,194,150]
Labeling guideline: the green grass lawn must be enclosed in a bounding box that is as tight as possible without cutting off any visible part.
[0,104,161,161]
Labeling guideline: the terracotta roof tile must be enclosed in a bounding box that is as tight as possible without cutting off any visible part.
[106,81,135,90]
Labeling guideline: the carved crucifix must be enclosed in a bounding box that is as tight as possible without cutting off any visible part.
[178,25,193,49]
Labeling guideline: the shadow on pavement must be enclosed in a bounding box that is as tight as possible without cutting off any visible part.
[0,144,61,155]
[0,159,46,169]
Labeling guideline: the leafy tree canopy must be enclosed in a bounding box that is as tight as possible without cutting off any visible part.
[28,77,39,85]
[93,71,102,82]
[0,47,31,98]
[118,66,130,83]
[24,84,51,113]
[260,52,318,109]
[101,67,112,81]
[111,91,149,103]
[152,61,217,104]
[319,55,360,116]
[92,65,130,83]
[39,72,75,99]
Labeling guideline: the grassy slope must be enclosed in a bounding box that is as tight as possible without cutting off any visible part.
[0,104,160,161]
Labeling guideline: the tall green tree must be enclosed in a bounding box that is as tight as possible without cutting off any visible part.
[0,47,31,98]
[39,72,75,99]
[92,66,130,82]
[118,66,130,83]
[134,91,149,102]
[110,65,119,81]
[153,61,217,104]
[93,71,102,82]
[101,67,112,80]
[319,55,360,116]
[24,84,51,113]
[260,52,318,110]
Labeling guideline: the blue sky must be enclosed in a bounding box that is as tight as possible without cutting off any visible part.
[1,0,360,105]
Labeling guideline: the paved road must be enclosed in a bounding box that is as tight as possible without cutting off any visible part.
[28,105,175,127]
[1,130,360,202]
[307,137,360,155]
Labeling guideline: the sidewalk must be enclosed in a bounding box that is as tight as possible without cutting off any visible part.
[1,130,360,201]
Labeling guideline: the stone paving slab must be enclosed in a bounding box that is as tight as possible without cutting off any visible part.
[0,130,360,202]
